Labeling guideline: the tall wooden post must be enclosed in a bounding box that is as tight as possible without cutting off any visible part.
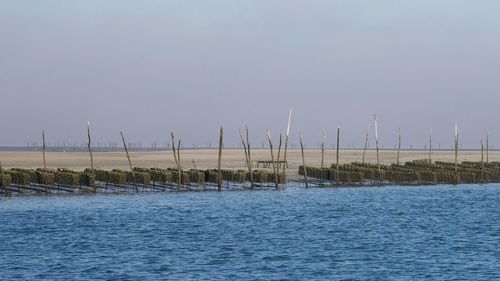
[217,126,223,191]
[321,128,326,169]
[240,128,254,188]
[87,122,94,171]
[429,129,432,163]
[454,122,459,184]
[41,130,48,193]
[171,132,182,188]
[240,130,249,169]
[282,107,293,175]
[267,130,279,189]
[120,132,133,171]
[374,115,381,174]
[246,126,253,188]
[277,130,283,168]
[397,127,401,165]
[486,131,489,163]
[42,130,47,172]
[177,140,181,170]
[120,131,137,192]
[481,140,485,183]
[299,134,308,188]
[87,122,95,192]
[336,126,340,185]
[362,119,371,164]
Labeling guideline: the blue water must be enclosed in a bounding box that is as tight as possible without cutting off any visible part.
[0,185,499,280]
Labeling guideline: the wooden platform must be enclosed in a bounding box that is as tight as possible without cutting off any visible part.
[256,160,288,168]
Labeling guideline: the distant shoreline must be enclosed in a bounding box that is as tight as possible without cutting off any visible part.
[0,146,493,152]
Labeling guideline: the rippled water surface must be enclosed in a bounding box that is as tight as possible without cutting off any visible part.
[1,185,499,280]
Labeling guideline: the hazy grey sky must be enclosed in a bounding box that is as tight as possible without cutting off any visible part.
[1,1,500,148]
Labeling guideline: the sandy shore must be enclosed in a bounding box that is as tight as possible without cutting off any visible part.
[0,149,494,175]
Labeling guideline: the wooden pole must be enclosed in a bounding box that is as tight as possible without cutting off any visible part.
[321,128,326,169]
[239,130,249,169]
[266,130,279,189]
[397,127,401,165]
[429,129,432,163]
[171,133,177,165]
[217,126,223,191]
[486,131,489,163]
[362,119,370,164]
[41,130,49,193]
[374,115,380,172]
[171,133,182,188]
[87,122,94,171]
[282,107,293,175]
[177,139,181,173]
[87,122,95,192]
[481,139,485,183]
[120,131,137,192]
[336,126,340,185]
[120,132,133,171]
[246,126,253,188]
[42,129,47,172]
[277,130,283,168]
[240,130,253,188]
[299,134,308,188]
[454,122,459,184]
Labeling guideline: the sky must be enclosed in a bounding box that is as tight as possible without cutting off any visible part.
[1,0,500,149]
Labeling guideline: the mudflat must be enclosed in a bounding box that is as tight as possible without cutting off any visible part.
[0,149,494,173]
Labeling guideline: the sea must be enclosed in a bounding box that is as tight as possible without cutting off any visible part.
[0,184,499,280]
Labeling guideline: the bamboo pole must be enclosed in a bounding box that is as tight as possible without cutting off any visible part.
[120,131,137,192]
[429,129,432,163]
[282,107,293,175]
[321,128,326,169]
[87,122,95,192]
[397,127,401,165]
[246,126,253,188]
[336,125,340,185]
[266,130,279,189]
[299,134,308,188]
[217,126,223,191]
